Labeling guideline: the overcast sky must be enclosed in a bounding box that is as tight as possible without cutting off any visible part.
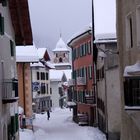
[28,0,116,51]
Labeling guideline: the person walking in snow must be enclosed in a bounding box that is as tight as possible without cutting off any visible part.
[47,109,50,120]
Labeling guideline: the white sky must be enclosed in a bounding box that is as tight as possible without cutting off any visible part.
[20,108,106,140]
[28,0,116,51]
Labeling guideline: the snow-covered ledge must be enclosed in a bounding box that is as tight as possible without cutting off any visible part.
[125,106,140,110]
[123,61,140,77]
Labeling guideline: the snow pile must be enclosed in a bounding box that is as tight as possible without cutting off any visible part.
[20,108,106,140]
[19,129,35,140]
[33,108,106,140]
[16,45,39,62]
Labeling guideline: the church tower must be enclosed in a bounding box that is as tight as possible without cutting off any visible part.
[52,36,71,70]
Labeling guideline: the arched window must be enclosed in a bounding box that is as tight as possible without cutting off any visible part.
[59,57,63,62]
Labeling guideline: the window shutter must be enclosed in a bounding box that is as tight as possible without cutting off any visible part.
[10,40,15,57]
[0,14,4,35]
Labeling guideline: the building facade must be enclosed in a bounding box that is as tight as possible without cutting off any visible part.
[31,48,53,113]
[16,45,39,129]
[117,0,140,140]
[50,37,72,108]
[0,0,33,139]
[52,36,71,70]
[68,25,96,126]
[95,34,121,140]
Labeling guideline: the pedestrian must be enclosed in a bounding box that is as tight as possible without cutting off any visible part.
[47,109,50,120]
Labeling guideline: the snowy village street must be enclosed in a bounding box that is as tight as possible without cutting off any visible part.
[20,108,106,140]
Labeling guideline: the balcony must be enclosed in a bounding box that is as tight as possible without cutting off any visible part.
[76,77,86,86]
[68,79,75,86]
[85,96,95,104]
[2,79,19,104]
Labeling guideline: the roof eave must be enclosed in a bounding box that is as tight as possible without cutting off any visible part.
[9,0,33,45]
[67,29,91,47]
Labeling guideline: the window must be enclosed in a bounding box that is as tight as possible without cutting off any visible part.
[126,14,133,49]
[46,73,48,80]
[41,72,45,80]
[97,66,104,81]
[124,78,140,106]
[37,72,40,80]
[83,43,86,56]
[72,49,76,60]
[88,65,92,79]
[50,88,52,94]
[136,6,140,46]
[41,83,46,94]
[0,14,4,35]
[59,57,63,62]
[46,84,48,94]
[10,40,15,57]
[88,41,91,54]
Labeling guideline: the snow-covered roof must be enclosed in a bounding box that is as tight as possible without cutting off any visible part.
[67,23,91,46]
[124,61,140,77]
[53,62,71,67]
[45,61,55,69]
[37,48,46,59]
[16,45,39,62]
[50,69,72,81]
[94,33,117,44]
[30,61,55,69]
[30,62,45,67]
[53,37,69,52]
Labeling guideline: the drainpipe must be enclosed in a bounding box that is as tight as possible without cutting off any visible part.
[91,0,98,126]
[104,59,108,139]
[22,63,26,115]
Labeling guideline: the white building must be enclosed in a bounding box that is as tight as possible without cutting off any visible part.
[50,69,72,108]
[31,48,54,113]
[0,1,33,139]
[50,36,72,108]
[52,36,71,70]
[95,33,121,140]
